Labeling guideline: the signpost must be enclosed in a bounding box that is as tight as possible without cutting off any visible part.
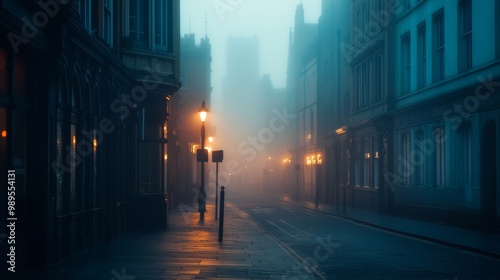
[212,150,223,219]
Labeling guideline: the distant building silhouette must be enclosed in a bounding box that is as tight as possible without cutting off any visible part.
[286,3,319,201]
[177,33,212,204]
[219,35,263,187]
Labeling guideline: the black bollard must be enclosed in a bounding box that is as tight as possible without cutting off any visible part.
[218,186,225,242]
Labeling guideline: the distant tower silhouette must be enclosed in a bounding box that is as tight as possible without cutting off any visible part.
[219,35,262,186]
[220,35,261,141]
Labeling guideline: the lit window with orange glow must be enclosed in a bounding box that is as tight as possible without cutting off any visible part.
[191,144,199,154]
[1,130,6,138]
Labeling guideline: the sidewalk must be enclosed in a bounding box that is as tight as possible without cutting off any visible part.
[12,204,303,280]
[277,197,500,260]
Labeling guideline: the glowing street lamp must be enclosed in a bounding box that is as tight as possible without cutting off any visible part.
[199,101,208,122]
[198,100,208,222]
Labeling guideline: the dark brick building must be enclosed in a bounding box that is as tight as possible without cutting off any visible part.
[0,0,181,275]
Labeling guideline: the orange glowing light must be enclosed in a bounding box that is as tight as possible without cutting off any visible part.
[1,130,6,138]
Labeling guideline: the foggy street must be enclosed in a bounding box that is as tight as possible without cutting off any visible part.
[2,0,500,278]
[228,191,500,279]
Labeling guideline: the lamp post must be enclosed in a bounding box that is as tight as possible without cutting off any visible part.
[198,100,208,222]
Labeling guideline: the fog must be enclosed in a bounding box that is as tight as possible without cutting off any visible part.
[181,0,321,194]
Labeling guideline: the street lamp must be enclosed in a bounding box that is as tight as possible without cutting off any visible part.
[198,100,208,222]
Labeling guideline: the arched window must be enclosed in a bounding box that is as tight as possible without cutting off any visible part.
[58,71,69,105]
[84,73,92,115]
[71,67,82,109]
[93,79,101,118]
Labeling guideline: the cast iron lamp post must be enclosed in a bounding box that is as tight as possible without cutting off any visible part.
[198,100,208,222]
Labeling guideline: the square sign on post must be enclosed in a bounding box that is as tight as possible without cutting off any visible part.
[212,150,223,162]
[197,149,208,162]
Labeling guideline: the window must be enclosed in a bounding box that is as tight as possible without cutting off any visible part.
[154,0,168,51]
[129,0,149,48]
[362,138,371,187]
[356,66,362,108]
[373,137,380,188]
[362,3,368,31]
[180,66,187,88]
[309,108,314,145]
[374,53,383,101]
[56,122,63,214]
[138,143,162,194]
[70,124,76,212]
[459,0,472,72]
[14,56,27,99]
[356,8,362,31]
[433,127,445,186]
[462,123,472,202]
[354,141,360,186]
[375,0,382,13]
[401,33,411,94]
[403,0,411,12]
[433,10,445,82]
[78,0,92,32]
[362,62,369,106]
[414,129,424,185]
[0,47,7,95]
[355,61,370,108]
[401,133,410,185]
[417,22,426,89]
[103,0,113,47]
[71,70,81,109]
[92,130,99,207]
[462,123,471,185]
[354,3,369,43]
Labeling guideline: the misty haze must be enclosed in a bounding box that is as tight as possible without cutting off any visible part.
[1,0,499,279]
